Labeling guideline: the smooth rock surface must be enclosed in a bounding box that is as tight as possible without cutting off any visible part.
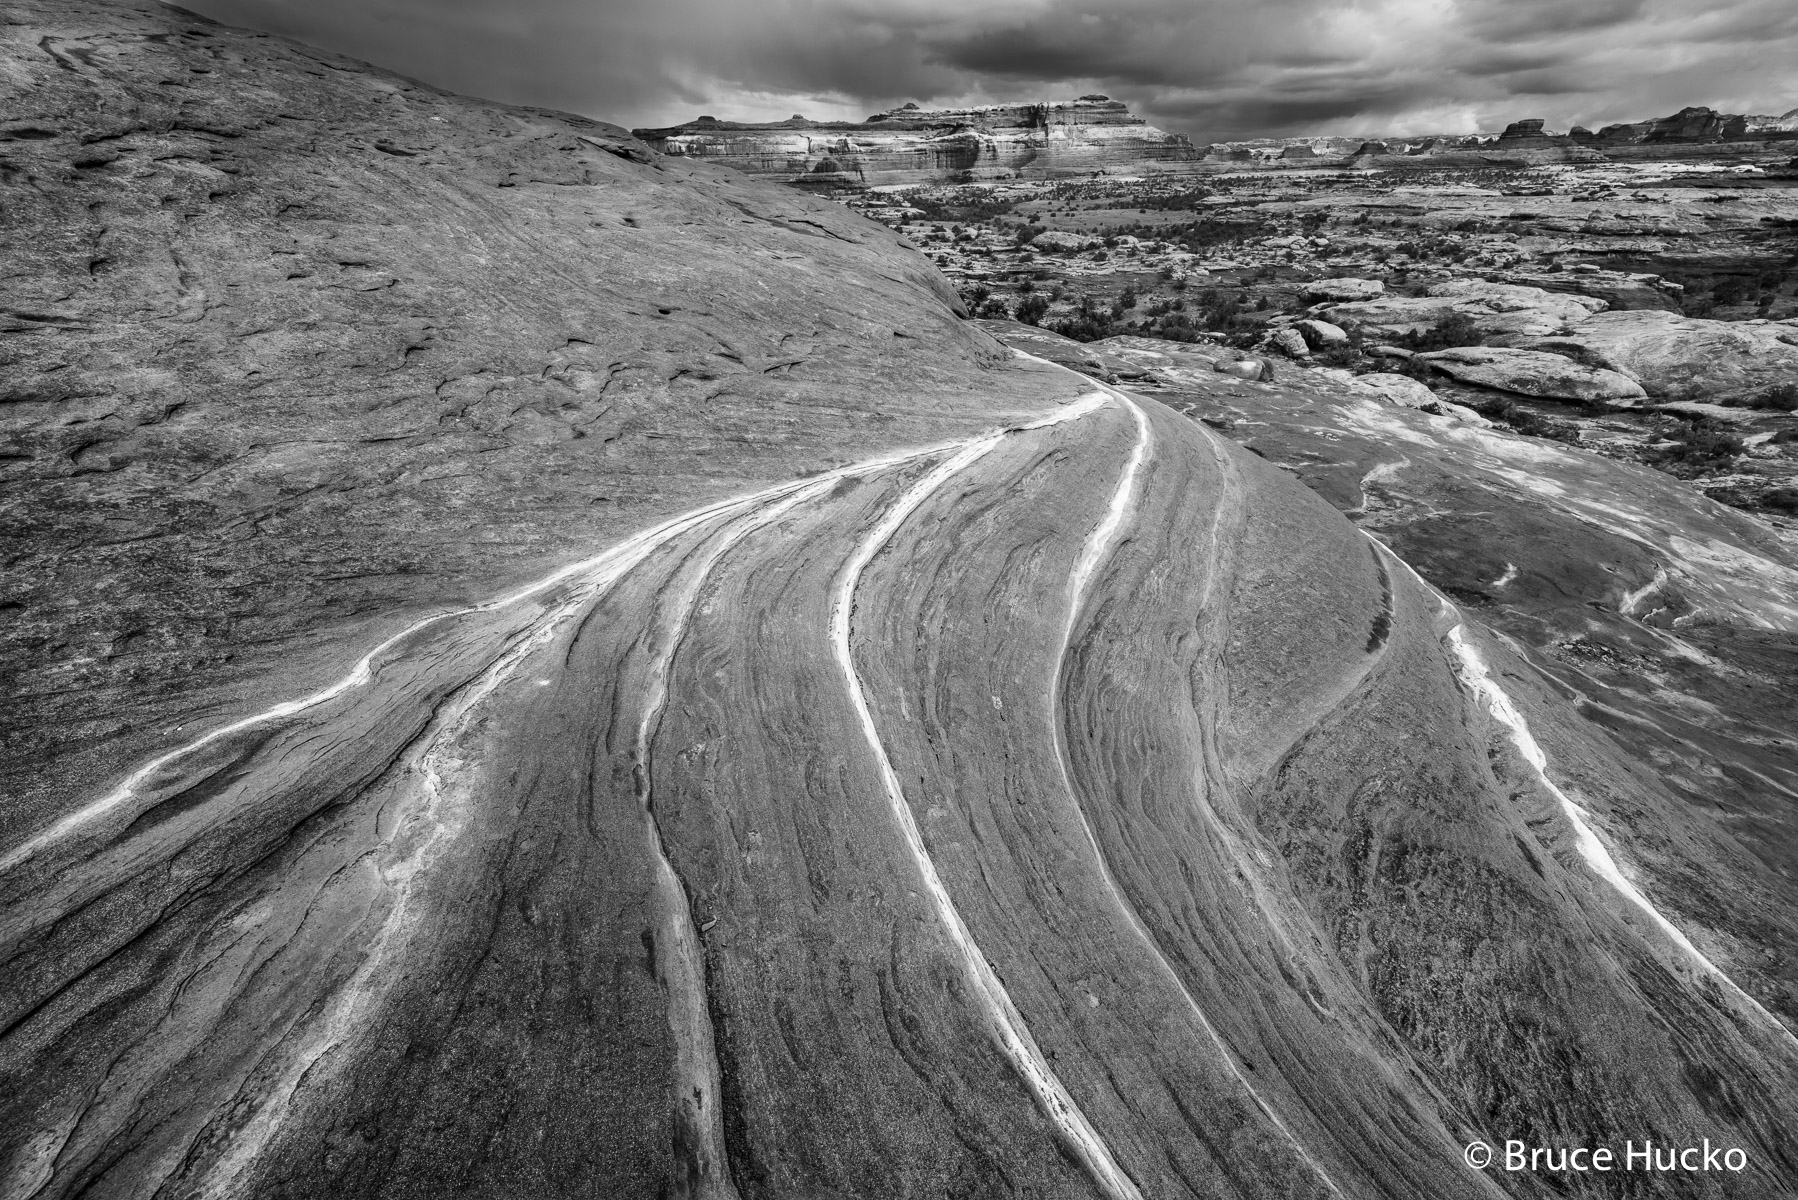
[1318,280,1607,340]
[4,6,1798,1200]
[1295,318,1349,347]
[1352,371,1490,424]
[1416,346,1649,404]
[1517,309,1798,402]
[1493,267,1684,312]
[1301,276,1384,302]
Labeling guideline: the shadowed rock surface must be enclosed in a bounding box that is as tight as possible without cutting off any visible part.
[4,4,1798,1199]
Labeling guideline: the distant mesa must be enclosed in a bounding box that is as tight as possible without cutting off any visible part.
[1498,118,1548,140]
[634,101,1798,186]
[1198,105,1798,172]
[631,97,1203,186]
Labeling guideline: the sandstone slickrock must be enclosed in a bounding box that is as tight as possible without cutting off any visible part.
[1491,267,1683,313]
[1415,346,1649,404]
[1515,309,1798,402]
[1294,318,1349,347]
[1316,280,1608,340]
[632,98,1200,187]
[1302,276,1385,303]
[5,4,1798,1200]
[1353,371,1491,424]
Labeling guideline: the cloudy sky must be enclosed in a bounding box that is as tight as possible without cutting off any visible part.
[181,0,1798,142]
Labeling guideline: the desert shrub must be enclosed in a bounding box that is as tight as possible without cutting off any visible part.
[1049,294,1114,342]
[1395,312,1485,350]
[1384,356,1440,389]
[1649,419,1744,475]
[1485,398,1580,441]
[1751,382,1798,412]
[1014,294,1050,326]
[1049,313,1114,342]
[1712,277,1752,306]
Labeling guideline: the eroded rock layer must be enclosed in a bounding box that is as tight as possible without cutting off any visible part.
[3,4,1797,1199]
[633,98,1201,186]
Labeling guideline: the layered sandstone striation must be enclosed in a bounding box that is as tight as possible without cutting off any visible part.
[633,97,1201,186]
[637,101,1796,187]
[4,3,1798,1200]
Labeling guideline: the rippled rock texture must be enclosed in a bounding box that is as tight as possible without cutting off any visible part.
[633,98,1201,187]
[4,4,1798,1199]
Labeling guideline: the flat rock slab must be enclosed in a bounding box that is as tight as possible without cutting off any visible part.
[1518,309,1798,402]
[1319,280,1606,339]
[1417,345,1648,404]
[1301,276,1385,302]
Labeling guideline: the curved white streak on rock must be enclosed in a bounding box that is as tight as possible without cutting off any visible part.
[1038,374,1349,1200]
[1618,566,1668,618]
[191,567,613,1199]
[1372,528,1794,1046]
[1,423,1095,879]
[1444,625,1798,1049]
[830,403,1143,1200]
[633,483,832,1200]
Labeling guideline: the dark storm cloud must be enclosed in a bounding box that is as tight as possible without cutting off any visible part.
[178,0,1798,141]
[1459,0,1649,40]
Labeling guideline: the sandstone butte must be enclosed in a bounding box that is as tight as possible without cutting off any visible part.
[633,97,1205,185]
[4,2,1798,1199]
[636,100,1798,187]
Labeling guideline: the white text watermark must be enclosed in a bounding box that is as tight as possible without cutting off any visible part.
[1463,1139,1748,1174]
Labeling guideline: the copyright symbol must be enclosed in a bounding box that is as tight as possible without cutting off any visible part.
[1464,1141,1493,1170]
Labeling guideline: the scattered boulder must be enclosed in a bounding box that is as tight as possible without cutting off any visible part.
[1295,318,1349,348]
[1270,327,1311,358]
[1215,358,1266,381]
[1514,310,1798,403]
[1027,230,1092,252]
[1356,372,1438,408]
[1355,372,1492,426]
[1303,277,1385,303]
[1416,346,1647,404]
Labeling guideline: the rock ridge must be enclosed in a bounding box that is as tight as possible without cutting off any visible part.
[633,96,1201,186]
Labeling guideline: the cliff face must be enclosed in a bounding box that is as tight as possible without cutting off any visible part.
[632,97,1201,186]
[636,101,1797,184]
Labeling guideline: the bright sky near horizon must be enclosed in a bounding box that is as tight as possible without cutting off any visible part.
[180,0,1798,142]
